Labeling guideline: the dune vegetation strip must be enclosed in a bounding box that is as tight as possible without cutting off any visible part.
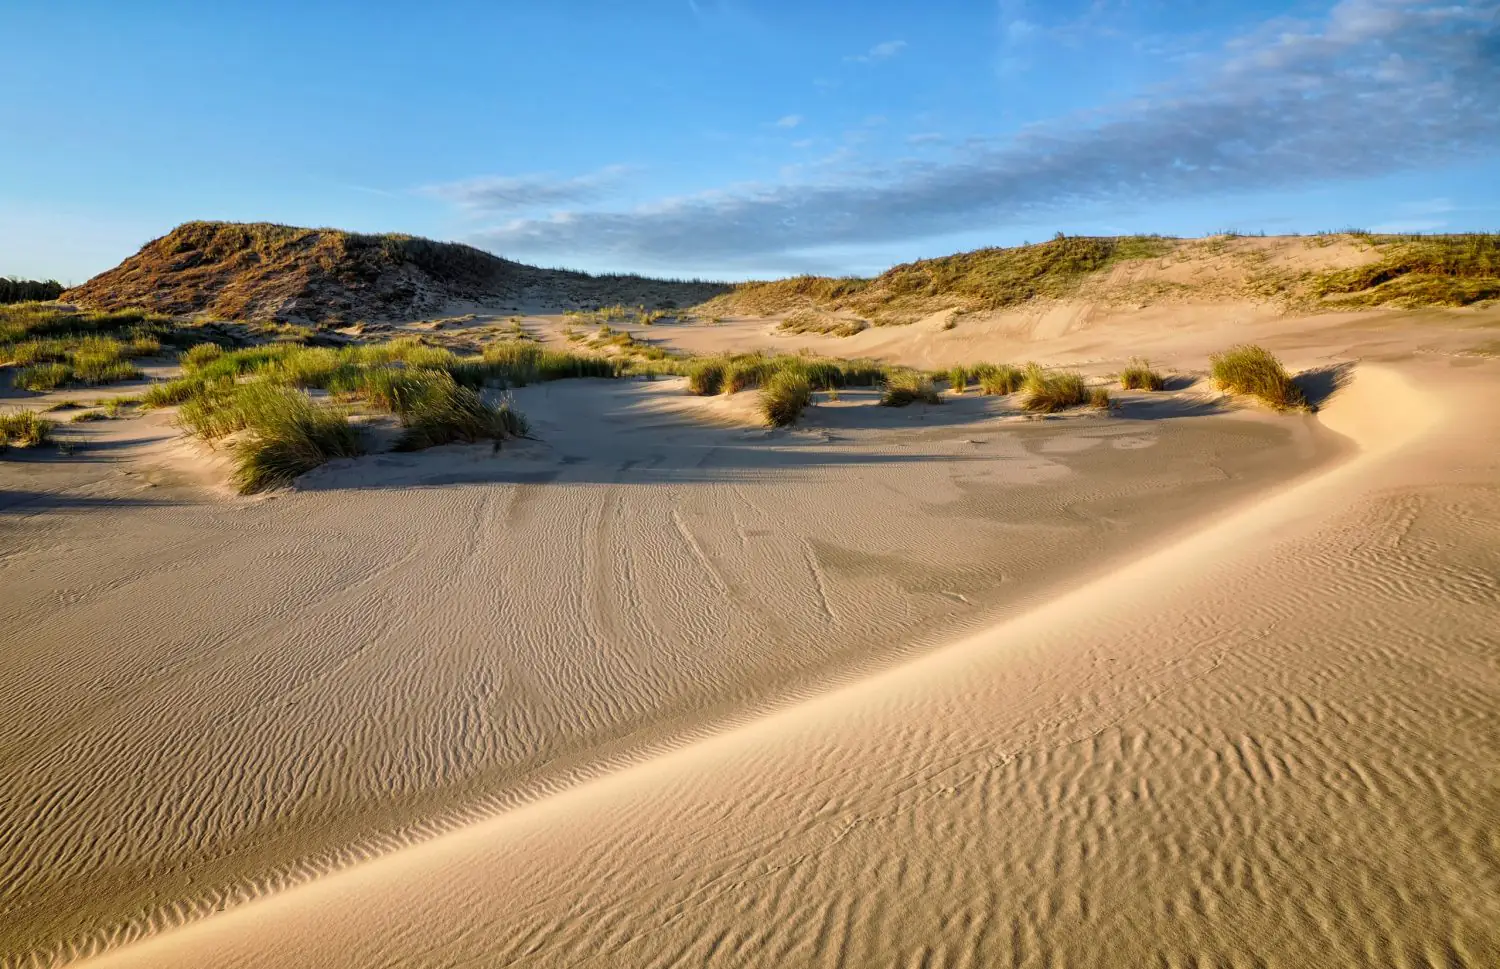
[1119,358,1165,391]
[0,409,55,453]
[0,304,194,391]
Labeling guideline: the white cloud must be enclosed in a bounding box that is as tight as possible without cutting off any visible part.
[421,165,629,214]
[847,39,908,63]
[775,114,804,128]
[472,1,1500,268]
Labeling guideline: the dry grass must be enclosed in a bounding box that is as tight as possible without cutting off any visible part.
[1020,364,1089,413]
[1090,387,1113,410]
[1209,345,1307,411]
[1309,233,1500,307]
[975,364,1025,396]
[777,309,868,337]
[1119,358,1165,391]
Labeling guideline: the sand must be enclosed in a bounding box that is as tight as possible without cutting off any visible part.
[1,309,1497,968]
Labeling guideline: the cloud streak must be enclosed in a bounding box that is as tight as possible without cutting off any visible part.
[421,165,629,214]
[847,39,907,63]
[471,1,1500,267]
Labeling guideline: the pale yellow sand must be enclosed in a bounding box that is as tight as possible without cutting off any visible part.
[2,311,1497,967]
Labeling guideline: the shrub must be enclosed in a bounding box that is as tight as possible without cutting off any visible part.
[1209,345,1307,410]
[181,342,225,371]
[759,369,813,426]
[1089,387,1112,410]
[880,371,941,407]
[1020,363,1089,412]
[948,366,968,394]
[0,410,54,449]
[1119,358,1165,391]
[687,357,727,395]
[14,362,71,391]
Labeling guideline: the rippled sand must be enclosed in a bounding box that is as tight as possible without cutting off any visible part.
[2,348,1496,967]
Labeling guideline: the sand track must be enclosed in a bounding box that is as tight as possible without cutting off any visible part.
[3,358,1497,967]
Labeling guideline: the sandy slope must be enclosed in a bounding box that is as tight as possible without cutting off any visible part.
[1,314,1496,966]
[46,359,1499,969]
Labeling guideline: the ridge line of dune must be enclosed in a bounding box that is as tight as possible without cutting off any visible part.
[52,365,1440,969]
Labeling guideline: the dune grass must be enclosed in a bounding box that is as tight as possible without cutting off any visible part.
[778,309,868,337]
[1089,387,1113,410]
[1119,358,1165,391]
[880,370,941,407]
[221,385,366,494]
[393,376,528,451]
[1020,363,1089,413]
[0,409,54,451]
[1209,345,1307,410]
[947,366,969,394]
[758,369,814,426]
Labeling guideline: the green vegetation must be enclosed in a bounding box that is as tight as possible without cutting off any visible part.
[0,409,54,451]
[1310,233,1500,307]
[1,305,182,392]
[1020,364,1089,413]
[758,369,814,427]
[974,363,1025,396]
[777,309,868,337]
[947,365,969,394]
[1119,358,1165,391]
[880,371,941,407]
[699,235,1178,323]
[1089,387,1113,410]
[686,358,727,396]
[1209,345,1307,411]
[1,278,64,304]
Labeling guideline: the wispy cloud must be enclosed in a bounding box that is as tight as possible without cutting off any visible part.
[473,1,1500,268]
[422,165,629,214]
[905,132,947,146]
[774,114,804,129]
[847,39,908,63]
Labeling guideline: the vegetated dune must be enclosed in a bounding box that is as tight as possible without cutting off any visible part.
[5,250,1498,967]
[60,222,729,324]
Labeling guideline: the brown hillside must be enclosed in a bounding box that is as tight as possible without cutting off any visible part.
[63,222,730,323]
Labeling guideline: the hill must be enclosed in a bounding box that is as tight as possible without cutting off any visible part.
[62,222,730,323]
[697,232,1500,326]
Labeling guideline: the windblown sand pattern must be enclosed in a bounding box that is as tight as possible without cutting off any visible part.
[2,350,1496,967]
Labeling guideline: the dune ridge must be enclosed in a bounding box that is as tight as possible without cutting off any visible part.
[42,360,1498,968]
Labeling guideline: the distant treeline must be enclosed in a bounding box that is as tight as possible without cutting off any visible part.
[1,277,65,304]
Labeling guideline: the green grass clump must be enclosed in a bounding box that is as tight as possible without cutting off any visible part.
[1119,358,1165,391]
[1209,345,1307,410]
[141,375,221,408]
[227,385,365,494]
[69,354,142,385]
[395,376,528,451]
[13,362,71,391]
[778,309,868,337]
[180,342,226,371]
[686,357,727,395]
[1089,387,1112,410]
[0,409,54,450]
[721,356,775,394]
[880,371,941,407]
[974,363,1024,395]
[1020,364,1089,412]
[948,366,968,394]
[758,368,813,426]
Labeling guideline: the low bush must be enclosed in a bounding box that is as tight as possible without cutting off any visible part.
[1119,358,1165,391]
[1209,345,1307,410]
[880,371,941,407]
[758,369,814,426]
[1020,363,1089,412]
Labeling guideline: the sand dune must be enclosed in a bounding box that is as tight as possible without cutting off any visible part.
[2,316,1497,966]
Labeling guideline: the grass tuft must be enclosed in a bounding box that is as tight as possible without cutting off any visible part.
[1020,363,1089,412]
[1209,345,1307,410]
[947,366,968,394]
[1119,358,1165,391]
[0,409,55,450]
[686,357,727,395]
[974,363,1025,395]
[1089,387,1112,410]
[758,368,814,426]
[880,371,941,407]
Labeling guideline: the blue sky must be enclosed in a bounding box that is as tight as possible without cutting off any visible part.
[2,0,1496,283]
